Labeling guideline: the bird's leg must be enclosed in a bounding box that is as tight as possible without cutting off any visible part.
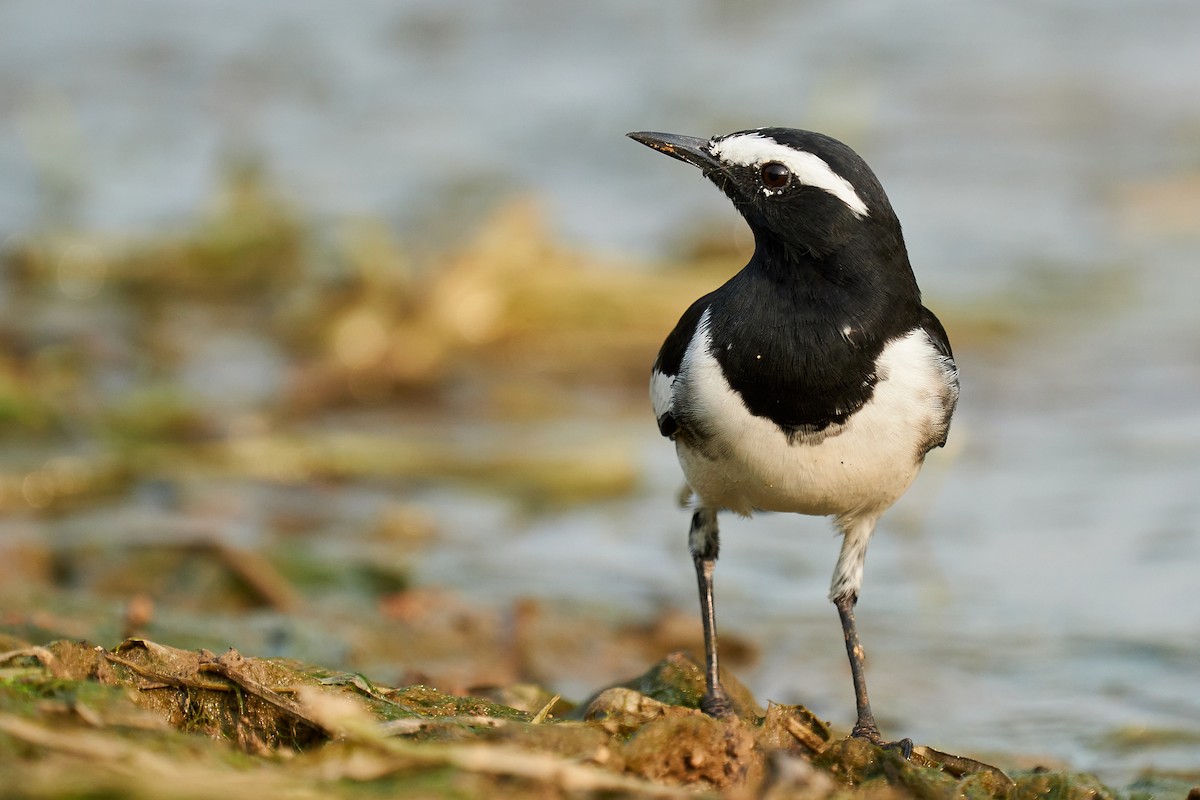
[833,593,877,738]
[690,508,733,718]
[833,594,913,758]
[831,517,913,757]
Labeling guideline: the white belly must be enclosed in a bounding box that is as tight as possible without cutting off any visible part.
[675,326,948,519]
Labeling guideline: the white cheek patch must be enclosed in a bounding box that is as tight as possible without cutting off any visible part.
[709,132,869,218]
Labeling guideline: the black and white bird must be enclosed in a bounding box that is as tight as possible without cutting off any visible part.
[628,127,959,753]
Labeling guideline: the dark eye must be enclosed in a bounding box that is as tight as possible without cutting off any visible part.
[760,162,791,190]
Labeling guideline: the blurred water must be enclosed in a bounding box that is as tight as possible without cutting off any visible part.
[3,0,1200,784]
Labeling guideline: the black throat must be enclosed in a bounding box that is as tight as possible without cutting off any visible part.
[705,236,922,435]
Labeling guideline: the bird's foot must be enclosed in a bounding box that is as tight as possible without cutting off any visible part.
[851,724,913,759]
[700,688,736,719]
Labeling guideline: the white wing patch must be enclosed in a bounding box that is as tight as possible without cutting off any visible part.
[650,367,675,424]
[709,132,869,217]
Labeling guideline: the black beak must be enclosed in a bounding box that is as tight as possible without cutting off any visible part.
[627,131,722,173]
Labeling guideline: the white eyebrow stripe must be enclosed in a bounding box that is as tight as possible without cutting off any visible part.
[709,132,869,218]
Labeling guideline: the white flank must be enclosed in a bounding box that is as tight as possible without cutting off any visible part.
[709,132,869,217]
[649,367,675,425]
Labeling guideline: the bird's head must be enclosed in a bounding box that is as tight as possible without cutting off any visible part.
[628,127,903,264]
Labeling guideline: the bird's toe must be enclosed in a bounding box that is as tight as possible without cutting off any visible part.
[851,725,914,759]
[700,689,736,720]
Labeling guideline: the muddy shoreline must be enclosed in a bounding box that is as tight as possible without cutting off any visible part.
[1,636,1153,799]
